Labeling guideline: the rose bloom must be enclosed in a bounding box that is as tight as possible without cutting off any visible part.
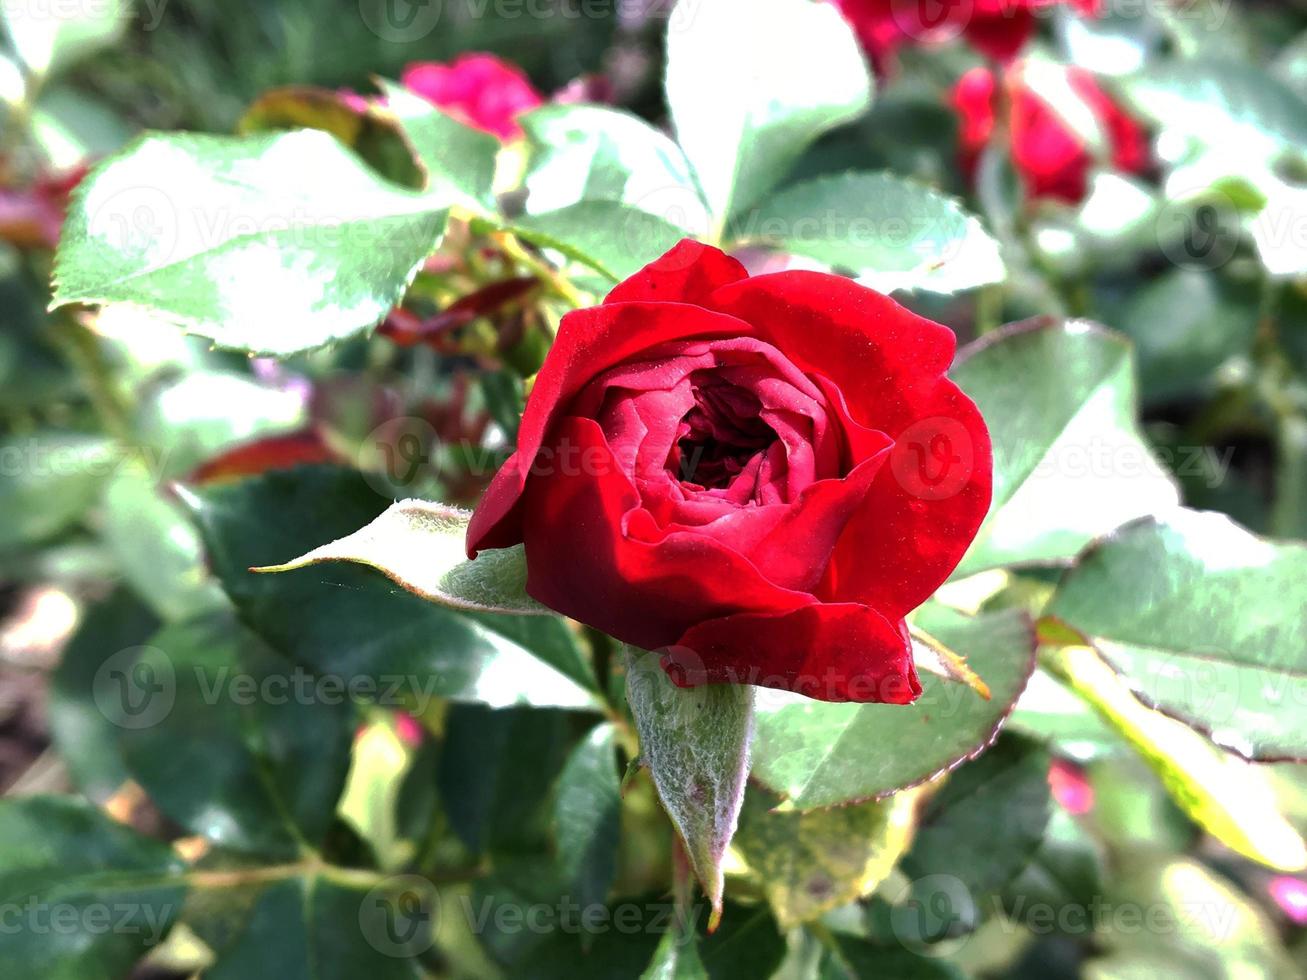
[401,53,543,140]
[836,0,1101,67]
[467,241,992,704]
[953,65,1150,204]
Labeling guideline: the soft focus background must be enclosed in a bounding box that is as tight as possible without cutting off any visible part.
[3,1,1307,978]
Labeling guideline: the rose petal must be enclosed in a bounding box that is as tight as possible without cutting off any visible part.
[669,602,920,704]
[604,239,748,306]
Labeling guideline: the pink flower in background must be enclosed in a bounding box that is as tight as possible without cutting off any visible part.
[1048,757,1094,815]
[1270,877,1307,925]
[401,53,544,140]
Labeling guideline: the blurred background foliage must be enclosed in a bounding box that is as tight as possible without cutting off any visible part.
[3,1,1307,978]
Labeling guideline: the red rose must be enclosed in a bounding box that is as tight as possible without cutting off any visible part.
[467,241,992,704]
[953,64,1150,204]
[401,53,543,141]
[836,0,1100,68]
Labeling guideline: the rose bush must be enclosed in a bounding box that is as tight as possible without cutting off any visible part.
[953,64,1150,203]
[467,240,992,703]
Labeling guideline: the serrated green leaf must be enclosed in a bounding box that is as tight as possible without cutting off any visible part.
[0,796,184,979]
[664,0,872,230]
[256,497,544,616]
[376,80,500,210]
[625,646,753,923]
[733,172,1004,294]
[950,320,1180,577]
[512,200,690,281]
[521,104,709,233]
[1047,509,1307,763]
[733,785,919,930]
[52,130,449,356]
[751,606,1036,810]
[186,466,599,711]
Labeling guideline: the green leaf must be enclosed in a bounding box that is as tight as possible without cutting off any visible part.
[751,606,1036,809]
[118,611,354,858]
[1101,268,1258,403]
[1046,509,1307,763]
[641,929,709,980]
[0,431,114,553]
[186,466,599,710]
[47,588,159,801]
[101,464,227,620]
[733,172,1004,294]
[1040,643,1307,872]
[438,704,573,856]
[901,734,1052,911]
[52,130,450,356]
[950,320,1180,577]
[204,873,430,979]
[0,796,184,978]
[1121,57,1307,161]
[733,785,919,930]
[377,80,500,210]
[512,201,691,281]
[624,646,754,924]
[521,104,709,233]
[554,722,622,912]
[256,497,545,616]
[664,0,872,229]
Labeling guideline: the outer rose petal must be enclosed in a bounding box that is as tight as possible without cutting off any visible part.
[830,376,992,618]
[521,417,812,649]
[402,53,542,140]
[467,301,754,553]
[670,603,920,704]
[603,238,748,306]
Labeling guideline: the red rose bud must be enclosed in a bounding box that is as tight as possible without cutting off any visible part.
[401,53,544,141]
[0,164,89,250]
[953,64,1149,205]
[467,241,992,704]
[1048,757,1094,815]
[835,0,1100,68]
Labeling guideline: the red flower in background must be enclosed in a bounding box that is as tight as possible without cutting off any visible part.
[0,165,88,251]
[467,240,992,704]
[953,64,1149,204]
[836,0,1101,68]
[401,53,544,140]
